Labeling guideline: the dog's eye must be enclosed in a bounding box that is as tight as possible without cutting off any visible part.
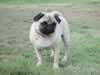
[41,21,48,25]
[49,22,56,27]
[52,22,56,26]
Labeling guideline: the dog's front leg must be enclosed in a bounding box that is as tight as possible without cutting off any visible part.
[34,48,42,66]
[50,49,54,57]
[53,47,60,69]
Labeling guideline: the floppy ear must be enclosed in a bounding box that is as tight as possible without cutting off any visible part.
[33,13,44,21]
[54,14,61,24]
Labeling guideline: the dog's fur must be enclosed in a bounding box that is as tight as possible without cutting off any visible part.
[29,11,70,69]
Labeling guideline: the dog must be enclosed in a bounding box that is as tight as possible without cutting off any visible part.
[29,11,70,69]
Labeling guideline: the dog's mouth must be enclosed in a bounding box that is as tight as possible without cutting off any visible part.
[39,21,56,35]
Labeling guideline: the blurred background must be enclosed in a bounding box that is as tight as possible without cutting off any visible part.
[0,0,100,75]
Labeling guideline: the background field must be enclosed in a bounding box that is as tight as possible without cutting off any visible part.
[0,0,100,6]
[0,0,100,75]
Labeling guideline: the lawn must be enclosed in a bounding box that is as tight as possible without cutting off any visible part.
[0,0,100,7]
[0,0,100,75]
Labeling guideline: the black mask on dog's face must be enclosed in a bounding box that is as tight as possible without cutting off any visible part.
[39,21,56,35]
[33,12,61,35]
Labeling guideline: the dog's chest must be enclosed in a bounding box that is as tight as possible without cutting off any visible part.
[30,23,62,48]
[33,33,61,48]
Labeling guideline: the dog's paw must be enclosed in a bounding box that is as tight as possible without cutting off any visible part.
[50,52,54,57]
[53,63,59,69]
[36,62,42,66]
[61,56,68,64]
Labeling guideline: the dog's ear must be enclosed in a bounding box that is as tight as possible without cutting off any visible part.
[33,13,44,21]
[54,14,61,24]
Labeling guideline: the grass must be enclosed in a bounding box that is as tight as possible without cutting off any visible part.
[0,0,100,75]
[0,0,100,7]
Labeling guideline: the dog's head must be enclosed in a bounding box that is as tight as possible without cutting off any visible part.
[33,11,62,35]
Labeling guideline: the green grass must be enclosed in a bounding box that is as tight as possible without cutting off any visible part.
[0,1,100,75]
[0,0,100,7]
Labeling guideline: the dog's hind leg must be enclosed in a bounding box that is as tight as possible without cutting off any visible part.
[61,34,70,64]
[34,48,42,66]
